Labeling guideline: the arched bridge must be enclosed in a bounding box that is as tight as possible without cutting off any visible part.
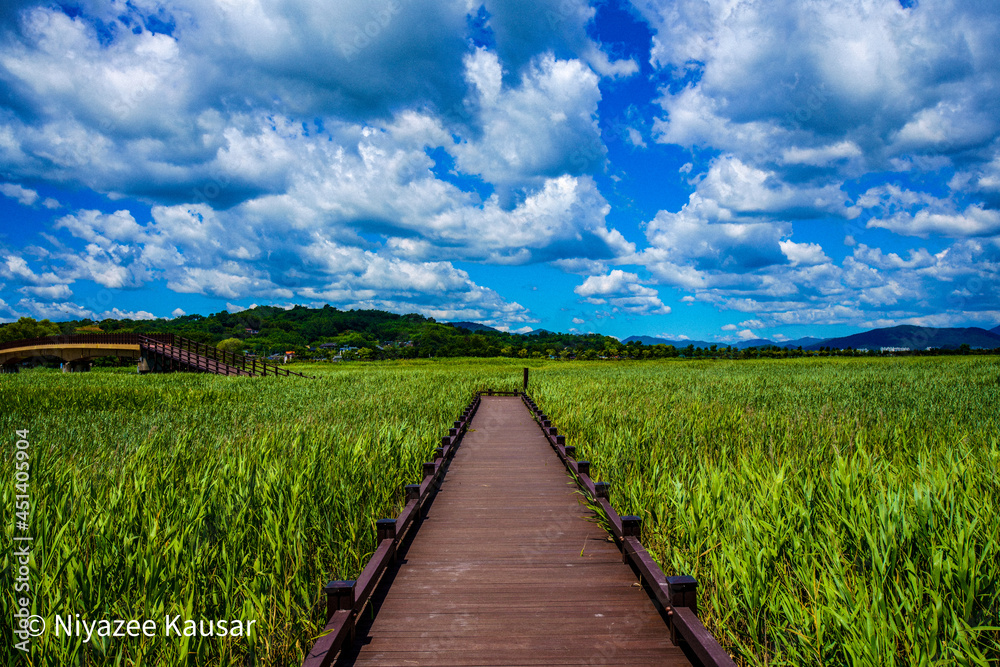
[0,333,310,377]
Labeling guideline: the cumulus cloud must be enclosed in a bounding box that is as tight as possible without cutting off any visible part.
[0,182,38,205]
[857,184,1000,237]
[638,0,1000,258]
[574,269,670,315]
[640,0,1000,160]
[3,0,999,335]
[452,49,604,187]
[481,0,637,79]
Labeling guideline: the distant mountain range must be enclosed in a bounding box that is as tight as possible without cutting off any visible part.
[623,334,825,350]
[624,325,1000,351]
[449,321,500,333]
[450,320,1000,351]
[450,323,556,336]
[814,325,1000,350]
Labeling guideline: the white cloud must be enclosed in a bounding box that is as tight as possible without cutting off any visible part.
[626,127,647,149]
[19,283,72,300]
[779,240,830,267]
[101,308,156,321]
[638,0,1000,195]
[482,0,636,79]
[452,50,604,186]
[781,141,862,167]
[868,205,1000,238]
[171,307,186,317]
[574,269,671,315]
[0,182,39,206]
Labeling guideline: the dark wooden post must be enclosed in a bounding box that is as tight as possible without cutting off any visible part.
[523,367,529,391]
[667,575,699,644]
[423,462,436,478]
[324,580,355,620]
[555,435,565,446]
[378,517,399,561]
[621,515,641,563]
[577,460,590,477]
[565,445,576,459]
[405,484,420,502]
[434,447,444,461]
[376,518,397,542]
[595,481,610,499]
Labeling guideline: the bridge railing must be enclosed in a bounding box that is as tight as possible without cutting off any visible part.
[159,335,313,378]
[0,333,314,378]
[0,333,175,351]
[302,395,480,667]
[521,392,737,667]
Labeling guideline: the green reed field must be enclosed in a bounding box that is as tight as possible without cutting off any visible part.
[1,356,998,666]
[529,357,1000,667]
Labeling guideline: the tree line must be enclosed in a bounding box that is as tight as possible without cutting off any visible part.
[1,306,997,363]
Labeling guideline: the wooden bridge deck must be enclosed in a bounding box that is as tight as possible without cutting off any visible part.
[337,396,691,666]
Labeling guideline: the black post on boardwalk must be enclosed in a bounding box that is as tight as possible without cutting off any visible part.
[523,366,529,391]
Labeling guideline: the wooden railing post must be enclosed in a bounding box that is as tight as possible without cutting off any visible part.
[324,580,355,620]
[594,481,610,499]
[667,575,698,644]
[376,518,397,543]
[622,515,641,563]
[577,460,590,477]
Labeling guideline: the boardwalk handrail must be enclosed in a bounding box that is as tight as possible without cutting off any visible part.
[0,333,313,378]
[301,395,481,667]
[521,392,738,667]
[145,335,314,378]
[0,332,174,350]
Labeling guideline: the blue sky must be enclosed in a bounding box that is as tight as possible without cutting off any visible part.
[1,0,999,342]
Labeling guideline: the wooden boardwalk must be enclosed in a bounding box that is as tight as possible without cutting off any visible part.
[336,396,691,666]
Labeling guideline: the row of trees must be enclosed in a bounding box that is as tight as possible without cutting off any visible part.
[2,309,998,362]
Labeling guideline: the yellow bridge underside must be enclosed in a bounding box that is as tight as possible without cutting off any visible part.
[0,343,141,364]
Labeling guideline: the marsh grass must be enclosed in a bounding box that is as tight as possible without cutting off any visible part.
[2,357,997,666]
[530,357,1000,666]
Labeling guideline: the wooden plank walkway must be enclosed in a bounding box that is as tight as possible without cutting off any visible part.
[336,396,691,666]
